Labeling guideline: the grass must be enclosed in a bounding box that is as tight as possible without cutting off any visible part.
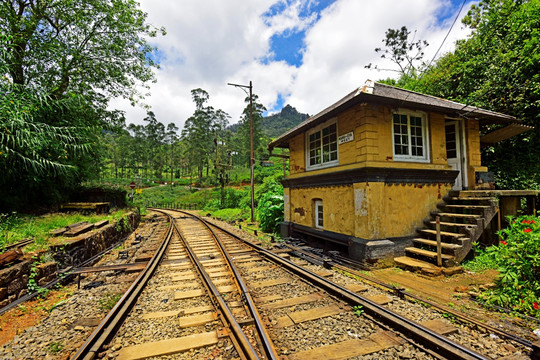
[462,247,499,272]
[48,341,64,354]
[0,209,129,252]
[133,184,213,209]
[98,293,122,311]
[203,208,249,223]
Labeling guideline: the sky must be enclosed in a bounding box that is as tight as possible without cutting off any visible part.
[110,0,475,130]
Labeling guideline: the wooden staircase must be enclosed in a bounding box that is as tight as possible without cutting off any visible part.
[395,191,499,270]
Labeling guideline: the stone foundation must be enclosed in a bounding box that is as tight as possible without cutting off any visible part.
[0,211,140,308]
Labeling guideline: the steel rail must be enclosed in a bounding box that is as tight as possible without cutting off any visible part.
[201,217,491,360]
[71,217,174,360]
[281,242,539,352]
[161,210,261,360]
[176,209,280,360]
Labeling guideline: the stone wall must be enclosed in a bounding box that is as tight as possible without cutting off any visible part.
[0,211,140,308]
[50,211,140,268]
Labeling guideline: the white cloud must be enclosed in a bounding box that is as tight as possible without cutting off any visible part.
[111,0,473,131]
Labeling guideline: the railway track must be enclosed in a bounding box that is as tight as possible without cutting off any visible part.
[71,209,532,359]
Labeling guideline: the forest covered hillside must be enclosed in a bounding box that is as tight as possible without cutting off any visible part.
[228,104,309,138]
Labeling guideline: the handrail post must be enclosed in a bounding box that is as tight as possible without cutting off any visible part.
[436,216,442,267]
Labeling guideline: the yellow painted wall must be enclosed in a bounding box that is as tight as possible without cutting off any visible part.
[287,182,452,239]
[353,182,452,239]
[284,101,481,239]
[465,119,485,189]
[287,103,461,179]
[288,185,355,236]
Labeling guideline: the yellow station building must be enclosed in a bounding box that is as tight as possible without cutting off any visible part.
[268,81,526,263]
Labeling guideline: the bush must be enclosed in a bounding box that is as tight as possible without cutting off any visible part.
[478,215,540,317]
[257,192,284,233]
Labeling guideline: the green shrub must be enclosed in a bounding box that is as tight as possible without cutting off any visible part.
[257,192,283,233]
[478,215,540,316]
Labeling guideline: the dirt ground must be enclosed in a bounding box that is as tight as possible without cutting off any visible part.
[354,266,540,340]
[0,286,74,347]
[367,267,499,307]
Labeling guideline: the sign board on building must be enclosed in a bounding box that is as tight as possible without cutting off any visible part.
[338,131,354,145]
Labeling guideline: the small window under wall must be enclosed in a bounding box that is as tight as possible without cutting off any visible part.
[306,121,338,170]
[314,199,323,229]
[392,110,430,162]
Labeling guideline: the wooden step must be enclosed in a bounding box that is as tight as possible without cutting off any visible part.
[428,221,477,228]
[419,229,465,238]
[441,205,491,210]
[434,212,481,219]
[413,238,463,250]
[394,256,441,271]
[405,247,454,260]
[444,197,496,202]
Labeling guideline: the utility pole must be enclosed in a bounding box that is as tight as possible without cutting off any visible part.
[228,81,255,222]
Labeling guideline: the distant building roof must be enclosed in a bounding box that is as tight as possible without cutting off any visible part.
[268,80,518,150]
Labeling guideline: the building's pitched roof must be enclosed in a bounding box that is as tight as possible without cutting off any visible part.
[268,80,518,150]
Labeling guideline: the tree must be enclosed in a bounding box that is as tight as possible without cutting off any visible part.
[0,0,163,210]
[366,26,428,80]
[410,0,540,189]
[143,111,165,178]
[182,89,230,185]
[0,0,163,103]
[233,93,267,167]
[165,122,179,183]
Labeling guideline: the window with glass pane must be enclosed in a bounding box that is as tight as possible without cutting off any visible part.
[445,124,457,158]
[308,123,338,168]
[309,131,321,165]
[315,200,323,228]
[392,113,428,161]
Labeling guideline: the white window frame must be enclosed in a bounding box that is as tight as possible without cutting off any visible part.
[391,109,430,163]
[305,119,339,171]
[314,200,323,229]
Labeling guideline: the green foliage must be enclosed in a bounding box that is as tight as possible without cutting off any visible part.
[27,256,50,298]
[474,215,540,317]
[353,305,364,316]
[231,93,267,167]
[206,208,247,223]
[0,0,164,211]
[182,89,230,184]
[134,184,214,209]
[256,176,284,233]
[0,210,127,250]
[462,244,500,272]
[367,26,428,78]
[114,217,131,233]
[259,104,309,138]
[98,293,122,311]
[48,341,64,354]
[395,0,540,189]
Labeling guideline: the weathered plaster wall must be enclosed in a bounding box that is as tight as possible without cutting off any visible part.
[288,182,452,240]
[289,133,305,175]
[353,182,452,239]
[465,119,487,189]
[289,185,354,236]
